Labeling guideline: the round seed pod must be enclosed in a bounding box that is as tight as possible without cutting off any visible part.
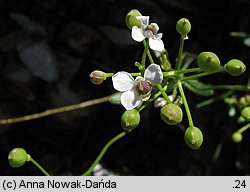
[89,70,106,85]
[8,148,30,168]
[184,127,203,150]
[121,109,140,131]
[160,104,183,125]
[176,18,191,36]
[224,59,246,76]
[197,52,221,73]
[232,132,243,143]
[239,95,250,108]
[125,9,142,29]
[241,106,250,120]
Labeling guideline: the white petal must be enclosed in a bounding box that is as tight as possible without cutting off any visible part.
[155,33,162,39]
[144,64,163,85]
[121,90,142,110]
[132,26,145,42]
[149,38,164,52]
[112,72,134,92]
[141,92,151,101]
[136,16,149,26]
[134,76,144,84]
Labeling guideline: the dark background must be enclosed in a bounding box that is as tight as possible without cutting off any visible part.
[0,0,250,175]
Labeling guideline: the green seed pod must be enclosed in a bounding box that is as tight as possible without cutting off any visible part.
[241,106,250,120]
[197,52,221,73]
[224,59,246,76]
[184,127,203,150]
[232,132,243,143]
[239,95,250,108]
[176,18,191,36]
[176,18,191,35]
[8,148,30,168]
[89,70,106,85]
[121,109,140,131]
[160,104,183,125]
[125,9,142,29]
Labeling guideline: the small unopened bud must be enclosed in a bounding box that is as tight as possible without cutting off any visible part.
[241,106,250,120]
[224,59,246,76]
[198,52,221,73]
[121,109,140,131]
[176,18,191,36]
[89,70,106,85]
[160,104,183,125]
[8,148,30,168]
[125,9,142,29]
[135,80,151,95]
[232,132,243,143]
[184,127,203,150]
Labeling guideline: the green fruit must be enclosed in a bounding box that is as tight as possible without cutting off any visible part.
[197,52,221,73]
[184,127,203,150]
[241,106,250,120]
[224,59,246,76]
[8,148,30,168]
[239,95,250,108]
[121,109,140,131]
[232,132,243,143]
[125,9,142,29]
[160,104,183,125]
[176,18,191,35]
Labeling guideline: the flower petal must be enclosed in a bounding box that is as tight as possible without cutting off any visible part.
[149,37,164,52]
[112,72,134,92]
[144,64,163,85]
[132,26,145,42]
[141,92,151,101]
[121,90,142,110]
[136,16,149,26]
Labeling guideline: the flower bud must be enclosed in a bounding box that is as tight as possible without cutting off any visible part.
[197,52,221,73]
[125,9,142,29]
[232,132,243,143]
[176,18,191,36]
[224,59,246,76]
[160,104,183,125]
[89,70,106,85]
[8,148,30,168]
[121,109,140,131]
[184,127,203,150]
[241,106,250,120]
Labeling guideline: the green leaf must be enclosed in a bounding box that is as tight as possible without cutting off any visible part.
[243,37,250,47]
[230,32,247,38]
[184,80,214,96]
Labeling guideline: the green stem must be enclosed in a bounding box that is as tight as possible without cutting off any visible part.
[30,157,50,176]
[177,81,194,127]
[175,68,202,74]
[181,72,216,81]
[141,40,149,73]
[0,95,113,125]
[143,40,154,64]
[237,123,250,134]
[156,84,172,104]
[82,131,127,176]
[176,35,185,70]
[106,73,141,78]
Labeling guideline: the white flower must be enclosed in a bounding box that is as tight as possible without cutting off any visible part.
[131,16,164,52]
[112,64,163,110]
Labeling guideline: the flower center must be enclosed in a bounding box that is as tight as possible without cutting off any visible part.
[143,23,159,38]
[135,80,152,95]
